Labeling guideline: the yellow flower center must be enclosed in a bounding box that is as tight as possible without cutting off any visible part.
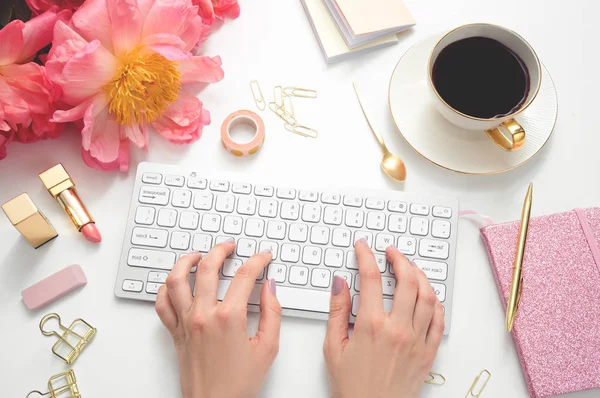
[104,47,181,126]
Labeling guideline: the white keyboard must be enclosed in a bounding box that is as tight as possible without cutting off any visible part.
[115,162,459,334]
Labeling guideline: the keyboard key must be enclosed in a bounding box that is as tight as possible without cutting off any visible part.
[259,241,279,259]
[157,208,177,227]
[201,213,221,232]
[170,231,190,250]
[333,271,352,289]
[397,236,417,255]
[299,190,318,202]
[354,231,373,248]
[210,180,230,192]
[388,214,407,233]
[280,244,300,262]
[288,223,308,242]
[187,176,207,189]
[179,211,199,230]
[193,192,213,210]
[366,212,386,230]
[324,249,344,267]
[366,198,385,210]
[323,206,343,225]
[301,203,321,223]
[414,260,448,281]
[346,251,358,269]
[375,233,395,252]
[237,239,257,257]
[382,277,396,296]
[419,239,450,260]
[258,199,278,218]
[128,248,176,270]
[302,246,322,265]
[289,266,309,285]
[332,228,351,247]
[192,234,212,252]
[232,182,252,194]
[222,259,243,277]
[321,192,341,205]
[132,227,168,248]
[237,196,256,215]
[343,195,363,207]
[215,236,233,245]
[255,185,274,197]
[146,282,163,294]
[268,264,287,282]
[354,275,361,291]
[345,209,364,228]
[122,279,143,292]
[433,206,452,218]
[431,219,451,239]
[311,268,331,288]
[245,218,265,237]
[410,217,429,236]
[172,189,192,208]
[223,216,243,235]
[276,188,296,199]
[215,194,235,213]
[388,201,407,213]
[310,226,330,245]
[148,272,168,283]
[165,175,185,187]
[135,206,155,225]
[267,221,286,240]
[410,203,430,215]
[280,201,300,220]
[142,172,162,184]
[430,282,446,302]
[139,186,169,205]
[374,254,386,273]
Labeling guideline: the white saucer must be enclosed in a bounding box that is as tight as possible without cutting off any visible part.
[388,33,558,175]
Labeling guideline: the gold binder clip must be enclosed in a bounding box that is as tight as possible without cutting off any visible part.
[425,372,446,385]
[283,86,318,99]
[465,369,491,397]
[39,313,97,364]
[250,80,266,111]
[27,369,81,398]
[284,123,318,139]
[268,102,297,126]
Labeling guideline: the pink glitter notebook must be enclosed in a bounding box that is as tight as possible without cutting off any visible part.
[480,208,600,398]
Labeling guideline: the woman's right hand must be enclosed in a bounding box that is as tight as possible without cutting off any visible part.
[323,239,445,398]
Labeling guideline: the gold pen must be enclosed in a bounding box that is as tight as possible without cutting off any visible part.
[506,183,533,332]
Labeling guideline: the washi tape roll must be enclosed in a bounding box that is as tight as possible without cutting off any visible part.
[221,110,265,157]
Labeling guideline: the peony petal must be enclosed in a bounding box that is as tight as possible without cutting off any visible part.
[193,0,215,25]
[82,104,121,162]
[53,95,101,123]
[143,0,203,51]
[151,91,209,143]
[20,9,72,63]
[108,0,143,56]
[0,21,25,66]
[0,78,30,125]
[141,33,186,49]
[0,129,13,160]
[81,139,130,172]
[178,55,224,84]
[123,123,148,149]
[148,44,190,61]
[72,0,114,53]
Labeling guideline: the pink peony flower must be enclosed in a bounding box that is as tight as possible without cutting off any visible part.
[26,0,85,15]
[46,0,225,172]
[0,9,71,160]
[193,0,240,26]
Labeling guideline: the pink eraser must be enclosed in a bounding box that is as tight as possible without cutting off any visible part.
[21,264,87,310]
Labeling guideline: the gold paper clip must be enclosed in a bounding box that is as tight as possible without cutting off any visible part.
[274,86,284,108]
[284,123,318,139]
[465,369,491,397]
[282,94,295,117]
[283,86,317,99]
[268,102,297,126]
[250,80,266,111]
[27,369,81,398]
[39,313,97,364]
[425,372,446,385]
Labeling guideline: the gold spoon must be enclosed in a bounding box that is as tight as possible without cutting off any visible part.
[352,82,407,182]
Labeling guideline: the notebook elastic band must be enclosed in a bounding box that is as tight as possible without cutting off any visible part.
[575,208,600,272]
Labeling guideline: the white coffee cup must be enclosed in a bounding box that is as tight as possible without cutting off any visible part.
[427,23,542,151]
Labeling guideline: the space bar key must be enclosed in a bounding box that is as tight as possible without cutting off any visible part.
[217,280,331,314]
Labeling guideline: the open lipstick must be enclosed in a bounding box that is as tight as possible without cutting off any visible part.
[39,164,102,243]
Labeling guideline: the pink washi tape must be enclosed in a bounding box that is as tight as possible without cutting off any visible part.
[221,110,265,156]
[21,264,87,310]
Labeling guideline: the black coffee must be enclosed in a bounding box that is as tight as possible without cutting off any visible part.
[432,37,530,119]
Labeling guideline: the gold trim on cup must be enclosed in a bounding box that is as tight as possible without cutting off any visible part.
[426,23,543,122]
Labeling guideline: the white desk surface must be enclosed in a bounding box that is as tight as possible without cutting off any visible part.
[1,0,599,396]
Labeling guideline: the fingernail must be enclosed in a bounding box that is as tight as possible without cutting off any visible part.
[225,237,235,243]
[332,276,344,296]
[388,245,398,251]
[260,248,273,255]
[269,279,277,295]
[410,261,417,267]
[355,238,367,247]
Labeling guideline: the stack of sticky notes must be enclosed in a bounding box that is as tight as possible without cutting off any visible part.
[300,0,415,63]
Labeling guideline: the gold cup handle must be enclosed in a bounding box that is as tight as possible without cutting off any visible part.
[485,119,525,151]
